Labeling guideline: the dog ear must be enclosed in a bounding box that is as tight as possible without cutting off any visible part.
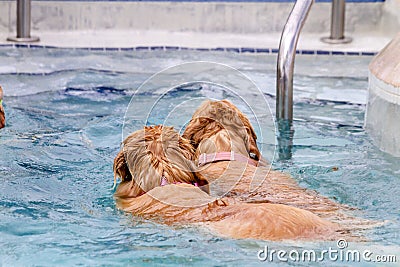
[217,100,263,163]
[182,154,210,194]
[244,126,261,161]
[114,180,146,209]
[182,118,202,146]
[113,150,132,183]
[195,173,210,194]
[183,117,223,148]
[113,149,147,205]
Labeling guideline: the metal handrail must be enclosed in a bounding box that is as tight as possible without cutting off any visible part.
[321,0,352,44]
[7,0,39,42]
[276,0,314,160]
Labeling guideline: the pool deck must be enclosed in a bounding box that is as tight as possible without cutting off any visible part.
[0,30,393,53]
[1,0,397,53]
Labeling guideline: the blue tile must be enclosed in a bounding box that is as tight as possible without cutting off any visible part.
[45,45,64,49]
[135,46,150,51]
[226,47,240,53]
[195,48,210,51]
[301,50,315,55]
[105,47,119,51]
[211,47,226,52]
[346,51,361,56]
[165,46,180,50]
[332,51,345,55]
[15,44,29,48]
[29,44,45,49]
[75,47,90,51]
[255,48,270,53]
[316,50,330,55]
[120,47,134,51]
[271,48,279,53]
[361,51,376,56]
[240,47,256,53]
[90,47,105,51]
[150,46,164,51]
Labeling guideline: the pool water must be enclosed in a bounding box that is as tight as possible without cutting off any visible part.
[0,47,399,266]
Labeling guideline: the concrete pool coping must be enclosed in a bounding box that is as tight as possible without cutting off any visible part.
[0,30,393,53]
[1,0,398,53]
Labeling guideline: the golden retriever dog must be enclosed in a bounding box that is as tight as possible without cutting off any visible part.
[0,86,5,129]
[113,125,342,241]
[182,100,367,232]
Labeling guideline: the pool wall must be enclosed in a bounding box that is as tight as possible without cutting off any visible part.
[366,32,400,157]
[0,0,397,35]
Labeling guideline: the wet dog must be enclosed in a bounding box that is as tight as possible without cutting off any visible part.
[182,100,359,226]
[113,125,340,240]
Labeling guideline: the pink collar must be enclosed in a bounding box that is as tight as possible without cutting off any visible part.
[160,176,198,187]
[197,151,258,167]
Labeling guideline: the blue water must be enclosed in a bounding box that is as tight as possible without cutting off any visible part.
[0,47,399,266]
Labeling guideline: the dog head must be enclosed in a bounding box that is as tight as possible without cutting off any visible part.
[183,100,261,161]
[113,125,209,200]
[0,86,5,129]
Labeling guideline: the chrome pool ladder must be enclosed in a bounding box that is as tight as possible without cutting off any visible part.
[276,0,314,160]
[7,0,39,42]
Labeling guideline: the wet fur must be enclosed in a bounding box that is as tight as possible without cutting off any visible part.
[114,125,209,201]
[113,125,341,240]
[183,100,372,236]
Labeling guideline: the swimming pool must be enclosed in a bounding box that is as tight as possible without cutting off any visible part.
[0,47,399,266]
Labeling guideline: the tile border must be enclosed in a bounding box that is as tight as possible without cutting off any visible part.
[14,0,384,2]
[0,44,377,56]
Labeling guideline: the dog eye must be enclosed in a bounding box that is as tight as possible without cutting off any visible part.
[249,152,259,160]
